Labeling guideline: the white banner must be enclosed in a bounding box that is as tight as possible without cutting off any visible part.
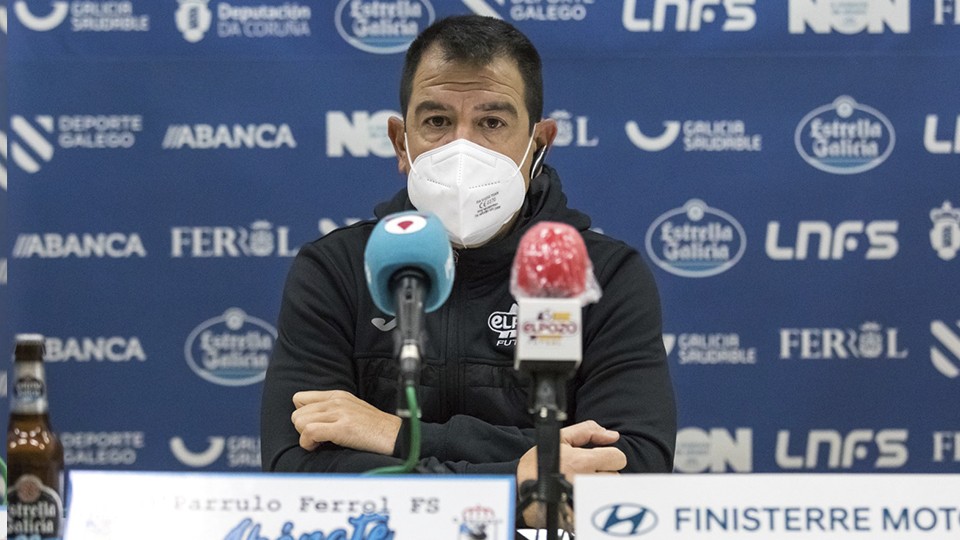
[575,474,960,539]
[65,471,514,540]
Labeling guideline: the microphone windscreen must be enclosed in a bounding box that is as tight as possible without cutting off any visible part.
[511,221,589,299]
[364,211,455,315]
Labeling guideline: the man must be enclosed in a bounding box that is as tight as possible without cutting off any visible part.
[261,13,675,507]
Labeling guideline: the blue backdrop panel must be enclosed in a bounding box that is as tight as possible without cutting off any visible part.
[2,1,958,474]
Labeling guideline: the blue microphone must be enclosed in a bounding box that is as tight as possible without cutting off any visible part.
[364,211,454,401]
[364,211,454,315]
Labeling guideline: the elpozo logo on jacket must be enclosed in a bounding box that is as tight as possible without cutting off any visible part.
[335,0,434,54]
[176,0,312,42]
[645,199,745,278]
[795,96,895,175]
[184,308,276,386]
[5,0,149,33]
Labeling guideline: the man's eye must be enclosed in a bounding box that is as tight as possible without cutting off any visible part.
[425,117,447,128]
[481,118,505,129]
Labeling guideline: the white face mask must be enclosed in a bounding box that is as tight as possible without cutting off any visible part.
[406,133,535,248]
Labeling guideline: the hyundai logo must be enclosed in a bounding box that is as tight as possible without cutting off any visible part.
[591,503,658,536]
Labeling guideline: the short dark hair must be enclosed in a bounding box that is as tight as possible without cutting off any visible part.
[400,15,543,131]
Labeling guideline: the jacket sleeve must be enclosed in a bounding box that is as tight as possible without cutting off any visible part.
[576,245,677,472]
[260,238,537,474]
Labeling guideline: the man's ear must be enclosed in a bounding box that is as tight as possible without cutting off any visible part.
[387,116,409,175]
[530,118,558,178]
[535,118,558,149]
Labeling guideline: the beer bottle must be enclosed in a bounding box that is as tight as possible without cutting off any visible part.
[7,334,65,540]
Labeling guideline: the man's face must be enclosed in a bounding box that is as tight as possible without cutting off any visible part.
[388,46,554,191]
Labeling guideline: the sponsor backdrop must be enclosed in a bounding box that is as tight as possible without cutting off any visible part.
[2,0,958,477]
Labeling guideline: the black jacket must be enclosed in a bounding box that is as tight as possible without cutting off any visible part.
[261,165,676,474]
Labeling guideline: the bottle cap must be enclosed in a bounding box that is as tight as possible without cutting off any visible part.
[15,334,45,344]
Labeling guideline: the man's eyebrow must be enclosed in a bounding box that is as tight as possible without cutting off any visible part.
[475,101,518,117]
[413,100,450,117]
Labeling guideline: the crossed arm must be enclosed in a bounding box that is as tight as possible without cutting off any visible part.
[290,389,628,483]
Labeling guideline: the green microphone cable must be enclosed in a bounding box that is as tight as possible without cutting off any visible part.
[364,384,421,475]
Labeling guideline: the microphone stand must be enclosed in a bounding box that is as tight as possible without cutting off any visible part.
[365,270,426,476]
[524,367,574,540]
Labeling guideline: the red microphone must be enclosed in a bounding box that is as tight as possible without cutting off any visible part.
[512,222,590,299]
[511,222,600,373]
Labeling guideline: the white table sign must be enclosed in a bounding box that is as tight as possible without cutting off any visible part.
[576,474,960,540]
[65,471,514,540]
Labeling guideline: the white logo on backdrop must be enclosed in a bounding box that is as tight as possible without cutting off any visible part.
[13,232,147,259]
[776,429,909,470]
[674,427,753,473]
[645,199,746,278]
[788,0,910,34]
[169,436,226,467]
[326,110,399,158]
[627,119,761,152]
[924,114,960,154]
[11,1,69,31]
[934,0,960,25]
[670,333,757,365]
[171,221,297,258]
[550,110,598,147]
[44,336,146,362]
[930,320,960,379]
[169,436,260,468]
[625,121,681,151]
[335,0,434,54]
[63,431,144,467]
[176,0,212,42]
[184,308,276,386]
[780,322,908,359]
[465,0,592,22]
[216,2,311,39]
[162,123,296,149]
[766,220,899,261]
[795,96,895,175]
[8,115,55,174]
[933,431,960,462]
[930,201,960,261]
[623,0,756,32]
[10,1,149,32]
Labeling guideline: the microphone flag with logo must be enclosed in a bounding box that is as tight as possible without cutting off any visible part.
[364,211,454,316]
[511,222,601,373]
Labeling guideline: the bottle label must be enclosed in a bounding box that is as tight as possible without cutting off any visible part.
[12,362,49,414]
[7,474,64,540]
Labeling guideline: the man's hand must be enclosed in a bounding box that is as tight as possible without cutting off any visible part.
[517,420,626,483]
[291,390,401,456]
[517,420,626,528]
